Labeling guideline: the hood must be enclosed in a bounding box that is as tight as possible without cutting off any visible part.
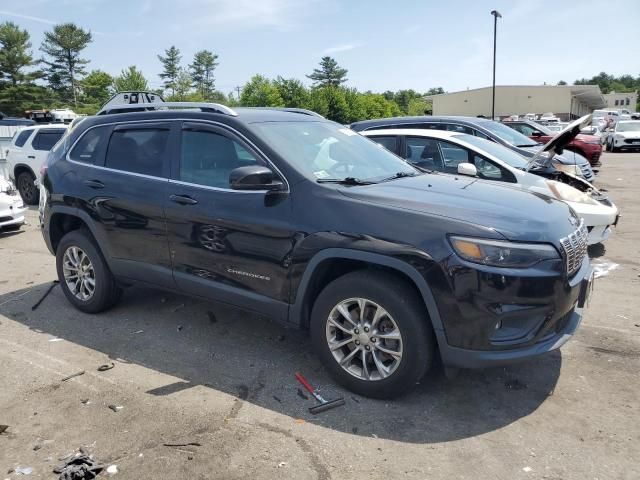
[526,115,592,170]
[339,174,576,243]
[615,130,640,138]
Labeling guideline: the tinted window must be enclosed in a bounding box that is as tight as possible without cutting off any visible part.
[105,128,169,177]
[437,141,471,172]
[180,130,262,189]
[473,129,491,140]
[14,129,34,147]
[451,133,528,169]
[477,120,538,146]
[405,137,445,170]
[472,154,509,181]
[70,126,109,164]
[33,130,65,151]
[368,136,397,153]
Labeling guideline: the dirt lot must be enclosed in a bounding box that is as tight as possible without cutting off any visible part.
[1,152,639,480]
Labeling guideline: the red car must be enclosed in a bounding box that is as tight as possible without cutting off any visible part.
[503,120,603,167]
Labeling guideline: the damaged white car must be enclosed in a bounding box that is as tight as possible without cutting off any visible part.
[0,174,27,232]
[363,115,619,245]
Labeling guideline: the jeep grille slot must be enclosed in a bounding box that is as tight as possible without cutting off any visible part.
[560,220,588,276]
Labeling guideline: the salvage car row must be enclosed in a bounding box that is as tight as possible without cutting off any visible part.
[0,94,623,399]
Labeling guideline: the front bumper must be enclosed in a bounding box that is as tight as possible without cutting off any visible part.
[429,254,593,369]
[567,200,619,245]
[0,194,26,229]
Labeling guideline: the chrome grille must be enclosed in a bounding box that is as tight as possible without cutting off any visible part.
[579,163,594,180]
[560,220,588,276]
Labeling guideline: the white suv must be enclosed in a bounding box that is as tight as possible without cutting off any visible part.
[6,124,68,204]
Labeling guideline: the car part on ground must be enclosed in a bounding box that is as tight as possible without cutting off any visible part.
[40,104,593,398]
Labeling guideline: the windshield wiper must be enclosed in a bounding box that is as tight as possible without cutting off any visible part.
[379,171,421,182]
[316,177,376,185]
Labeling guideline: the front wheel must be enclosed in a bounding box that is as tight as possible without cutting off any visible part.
[310,270,434,398]
[17,171,38,205]
[56,229,122,313]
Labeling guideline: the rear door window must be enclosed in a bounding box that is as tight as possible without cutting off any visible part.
[13,129,34,147]
[105,124,170,177]
[32,130,66,151]
[405,137,445,171]
[437,140,471,173]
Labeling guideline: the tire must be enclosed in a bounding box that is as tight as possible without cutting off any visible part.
[56,229,122,313]
[17,171,38,205]
[310,270,434,399]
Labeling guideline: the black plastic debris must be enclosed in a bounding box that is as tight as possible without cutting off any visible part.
[163,442,201,447]
[31,280,59,311]
[53,450,104,480]
[296,388,309,400]
[61,371,85,382]
[0,424,8,434]
[97,363,114,372]
[107,404,123,412]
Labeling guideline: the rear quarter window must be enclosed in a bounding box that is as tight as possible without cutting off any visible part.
[13,129,34,147]
[69,126,110,164]
[33,130,66,151]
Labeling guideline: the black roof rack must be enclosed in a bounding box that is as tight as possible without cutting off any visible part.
[97,102,238,117]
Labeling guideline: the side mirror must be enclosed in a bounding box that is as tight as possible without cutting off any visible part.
[531,131,543,137]
[457,162,477,177]
[229,165,284,191]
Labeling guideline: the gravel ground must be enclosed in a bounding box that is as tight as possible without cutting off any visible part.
[1,152,638,480]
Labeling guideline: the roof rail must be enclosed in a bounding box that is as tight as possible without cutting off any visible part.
[251,107,324,118]
[97,102,238,117]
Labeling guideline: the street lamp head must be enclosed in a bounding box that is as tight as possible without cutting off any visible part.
[491,10,502,18]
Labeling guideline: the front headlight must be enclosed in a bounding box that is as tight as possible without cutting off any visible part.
[583,140,602,145]
[553,162,582,177]
[546,180,598,205]
[449,236,559,268]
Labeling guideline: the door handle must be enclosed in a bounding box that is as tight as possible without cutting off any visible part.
[84,179,105,189]
[170,194,198,205]
[27,155,36,159]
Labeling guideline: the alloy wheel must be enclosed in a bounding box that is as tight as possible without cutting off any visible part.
[325,297,403,381]
[62,246,96,301]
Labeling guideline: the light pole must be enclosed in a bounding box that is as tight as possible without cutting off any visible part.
[491,10,502,120]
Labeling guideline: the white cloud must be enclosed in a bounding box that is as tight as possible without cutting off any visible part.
[0,9,58,25]
[193,0,320,31]
[322,43,361,54]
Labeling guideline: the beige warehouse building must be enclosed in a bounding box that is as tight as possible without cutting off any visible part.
[430,85,606,121]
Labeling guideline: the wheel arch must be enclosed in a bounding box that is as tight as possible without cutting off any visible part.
[290,248,445,337]
[47,206,106,256]
[13,163,36,182]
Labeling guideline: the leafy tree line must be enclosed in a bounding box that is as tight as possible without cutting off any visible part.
[0,20,441,122]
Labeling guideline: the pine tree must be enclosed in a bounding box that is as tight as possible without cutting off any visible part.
[307,56,348,87]
[113,66,149,92]
[189,50,218,100]
[157,46,181,96]
[40,23,92,107]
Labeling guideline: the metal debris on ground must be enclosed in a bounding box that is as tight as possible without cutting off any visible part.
[107,405,123,412]
[61,371,85,382]
[31,281,59,311]
[53,450,104,480]
[163,442,202,447]
[97,363,115,372]
[15,466,33,475]
[295,372,345,414]
[131,330,144,334]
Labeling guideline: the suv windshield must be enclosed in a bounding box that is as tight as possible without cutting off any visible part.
[252,121,418,183]
[477,120,539,147]
[452,134,529,169]
[616,122,640,132]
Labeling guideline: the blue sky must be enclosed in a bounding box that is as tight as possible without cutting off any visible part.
[1,0,639,96]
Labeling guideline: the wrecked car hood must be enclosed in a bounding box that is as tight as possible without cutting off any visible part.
[526,115,593,171]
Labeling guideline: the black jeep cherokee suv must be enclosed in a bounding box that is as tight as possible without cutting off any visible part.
[39,103,593,398]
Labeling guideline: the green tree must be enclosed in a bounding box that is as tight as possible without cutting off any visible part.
[40,23,92,107]
[308,86,349,123]
[239,75,284,107]
[307,56,348,87]
[274,77,309,108]
[113,66,149,92]
[425,87,445,95]
[81,69,113,107]
[407,97,430,116]
[157,45,181,96]
[557,80,568,85]
[189,49,218,100]
[0,21,43,115]
[166,68,192,101]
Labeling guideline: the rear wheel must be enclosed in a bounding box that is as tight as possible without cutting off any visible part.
[310,270,434,398]
[17,171,38,205]
[56,229,122,313]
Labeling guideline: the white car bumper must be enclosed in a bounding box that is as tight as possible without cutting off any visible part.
[0,193,26,229]
[566,200,619,245]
